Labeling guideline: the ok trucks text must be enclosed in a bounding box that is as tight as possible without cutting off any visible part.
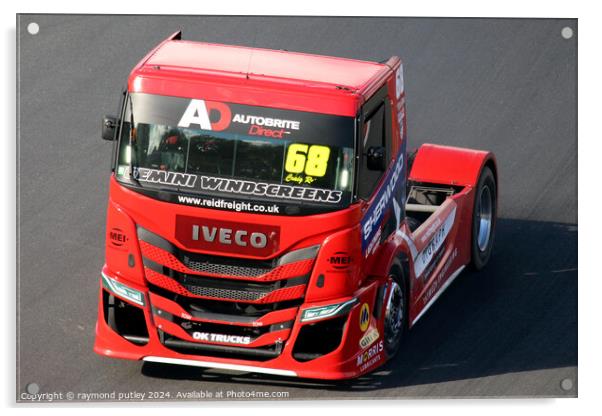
[95,31,498,380]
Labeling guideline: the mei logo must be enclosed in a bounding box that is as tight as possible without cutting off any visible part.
[175,215,280,257]
[109,227,128,248]
[327,251,353,271]
[178,99,232,131]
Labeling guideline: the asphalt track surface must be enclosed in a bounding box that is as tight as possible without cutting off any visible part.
[17,15,577,401]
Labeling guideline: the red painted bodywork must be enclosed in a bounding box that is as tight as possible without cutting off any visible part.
[410,144,496,187]
[95,32,497,380]
[127,32,390,117]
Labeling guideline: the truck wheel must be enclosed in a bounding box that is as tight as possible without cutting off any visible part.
[383,268,407,357]
[471,166,496,270]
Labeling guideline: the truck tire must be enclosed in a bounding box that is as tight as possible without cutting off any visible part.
[383,266,408,357]
[470,166,497,270]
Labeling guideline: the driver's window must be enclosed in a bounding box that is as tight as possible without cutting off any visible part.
[142,124,188,172]
[358,103,386,200]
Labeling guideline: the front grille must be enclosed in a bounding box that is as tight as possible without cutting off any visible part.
[170,314,291,337]
[144,267,308,304]
[139,239,275,279]
[149,284,302,320]
[181,283,268,302]
[138,226,316,360]
[179,273,307,300]
[139,239,315,281]
[182,255,271,277]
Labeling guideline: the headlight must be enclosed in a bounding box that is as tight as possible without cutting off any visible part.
[101,272,146,306]
[300,298,357,322]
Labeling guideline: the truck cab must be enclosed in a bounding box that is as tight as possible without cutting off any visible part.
[95,31,497,380]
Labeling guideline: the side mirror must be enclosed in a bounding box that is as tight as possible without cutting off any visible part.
[366,146,386,171]
[102,115,118,141]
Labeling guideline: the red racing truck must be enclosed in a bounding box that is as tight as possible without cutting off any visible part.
[95,31,497,380]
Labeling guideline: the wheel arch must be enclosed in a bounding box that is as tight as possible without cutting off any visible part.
[409,143,497,189]
[390,251,410,296]
[372,241,411,279]
[483,156,499,199]
[371,242,412,303]
[379,249,410,356]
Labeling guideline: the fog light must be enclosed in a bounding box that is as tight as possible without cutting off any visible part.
[300,298,357,322]
[101,272,145,306]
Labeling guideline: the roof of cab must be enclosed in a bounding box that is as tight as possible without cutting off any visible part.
[129,32,399,116]
[138,32,393,91]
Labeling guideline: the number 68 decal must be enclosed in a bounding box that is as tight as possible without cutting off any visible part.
[285,144,331,177]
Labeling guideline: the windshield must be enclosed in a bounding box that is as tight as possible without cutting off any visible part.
[115,93,356,215]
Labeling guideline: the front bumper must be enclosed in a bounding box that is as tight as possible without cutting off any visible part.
[94,268,386,380]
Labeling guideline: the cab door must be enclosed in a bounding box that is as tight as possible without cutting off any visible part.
[357,85,406,265]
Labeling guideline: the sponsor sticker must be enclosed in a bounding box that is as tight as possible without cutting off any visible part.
[396,65,406,141]
[192,332,251,345]
[108,227,128,248]
[178,99,302,137]
[414,206,456,278]
[128,92,354,146]
[178,98,303,139]
[197,175,342,204]
[283,144,331,186]
[177,194,281,214]
[327,251,353,272]
[395,65,404,99]
[424,247,458,302]
[359,303,370,332]
[421,247,445,282]
[359,327,380,349]
[133,167,197,188]
[365,227,382,258]
[232,113,300,130]
[361,152,405,255]
[121,165,342,205]
[356,340,383,371]
[178,100,232,131]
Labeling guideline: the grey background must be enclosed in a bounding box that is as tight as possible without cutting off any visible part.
[17,15,577,400]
